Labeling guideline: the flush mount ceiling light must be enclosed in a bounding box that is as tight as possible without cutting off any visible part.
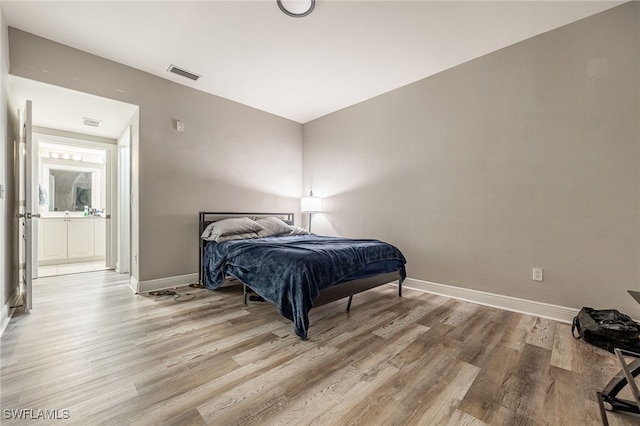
[277,0,315,18]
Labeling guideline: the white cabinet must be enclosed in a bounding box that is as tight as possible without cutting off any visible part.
[68,219,94,259]
[94,219,106,256]
[38,219,67,262]
[38,217,106,265]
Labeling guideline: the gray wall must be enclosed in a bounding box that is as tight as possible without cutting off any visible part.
[8,28,303,283]
[303,3,640,315]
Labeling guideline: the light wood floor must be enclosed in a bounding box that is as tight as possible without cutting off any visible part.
[1,271,638,425]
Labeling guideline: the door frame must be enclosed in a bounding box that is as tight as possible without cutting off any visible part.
[116,126,131,274]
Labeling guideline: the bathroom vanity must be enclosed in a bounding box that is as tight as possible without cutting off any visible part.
[38,215,106,265]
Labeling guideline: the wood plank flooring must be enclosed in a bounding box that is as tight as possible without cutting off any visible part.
[1,271,638,425]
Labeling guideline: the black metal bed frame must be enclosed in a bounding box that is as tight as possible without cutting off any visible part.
[198,211,295,286]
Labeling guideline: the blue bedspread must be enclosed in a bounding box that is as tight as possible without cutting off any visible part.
[203,235,406,339]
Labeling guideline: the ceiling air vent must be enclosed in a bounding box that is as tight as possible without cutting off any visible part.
[167,64,201,81]
[83,117,102,128]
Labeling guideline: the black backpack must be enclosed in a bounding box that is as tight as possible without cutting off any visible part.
[572,307,640,353]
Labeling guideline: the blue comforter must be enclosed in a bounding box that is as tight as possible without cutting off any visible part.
[203,235,406,339]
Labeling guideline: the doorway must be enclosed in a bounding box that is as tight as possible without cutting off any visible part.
[35,137,111,277]
[10,76,139,298]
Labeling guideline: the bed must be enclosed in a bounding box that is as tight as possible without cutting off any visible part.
[198,212,406,339]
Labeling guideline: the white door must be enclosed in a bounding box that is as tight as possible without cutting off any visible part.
[17,100,36,311]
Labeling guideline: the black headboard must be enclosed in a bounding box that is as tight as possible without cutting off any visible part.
[198,212,295,285]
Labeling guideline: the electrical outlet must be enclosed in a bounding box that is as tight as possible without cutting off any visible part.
[533,268,543,282]
[133,253,138,264]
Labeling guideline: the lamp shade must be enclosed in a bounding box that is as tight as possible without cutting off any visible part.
[301,194,321,213]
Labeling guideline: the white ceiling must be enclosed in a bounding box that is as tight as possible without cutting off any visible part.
[2,0,625,127]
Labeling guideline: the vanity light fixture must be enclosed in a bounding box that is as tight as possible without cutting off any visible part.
[49,152,82,161]
[277,0,315,18]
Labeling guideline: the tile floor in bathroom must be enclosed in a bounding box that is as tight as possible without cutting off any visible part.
[38,261,108,278]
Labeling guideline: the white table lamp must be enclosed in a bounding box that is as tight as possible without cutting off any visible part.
[301,191,321,232]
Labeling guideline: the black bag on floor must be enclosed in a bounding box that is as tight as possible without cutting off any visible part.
[572,307,640,353]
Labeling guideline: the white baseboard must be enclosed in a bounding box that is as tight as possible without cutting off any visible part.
[0,286,21,337]
[402,278,579,324]
[128,272,578,323]
[136,273,199,294]
[128,275,138,293]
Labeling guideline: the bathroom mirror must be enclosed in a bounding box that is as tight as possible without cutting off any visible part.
[47,169,94,212]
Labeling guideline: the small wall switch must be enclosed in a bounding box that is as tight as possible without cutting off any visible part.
[133,253,138,264]
[176,120,184,132]
[0,184,4,199]
[533,268,543,282]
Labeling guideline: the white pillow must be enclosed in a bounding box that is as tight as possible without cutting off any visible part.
[288,225,309,236]
[256,217,292,238]
[201,217,263,241]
